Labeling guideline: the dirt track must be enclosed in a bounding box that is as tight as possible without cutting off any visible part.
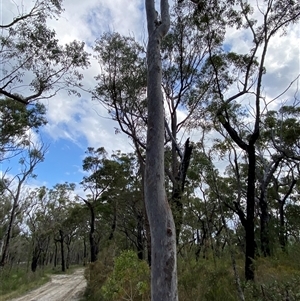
[9,268,86,301]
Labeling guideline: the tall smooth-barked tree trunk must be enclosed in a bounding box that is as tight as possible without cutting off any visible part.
[144,0,178,300]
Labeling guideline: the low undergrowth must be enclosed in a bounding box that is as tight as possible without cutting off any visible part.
[83,243,300,301]
[84,248,150,301]
[0,265,50,300]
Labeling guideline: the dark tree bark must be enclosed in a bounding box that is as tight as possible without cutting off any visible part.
[83,238,87,266]
[218,115,259,281]
[54,242,58,268]
[0,200,18,266]
[171,138,193,243]
[258,156,282,256]
[31,246,42,272]
[277,178,297,250]
[245,145,256,281]
[88,204,98,263]
[259,195,271,257]
[137,212,144,260]
[108,203,117,241]
[66,244,70,269]
[59,230,66,272]
[79,198,98,263]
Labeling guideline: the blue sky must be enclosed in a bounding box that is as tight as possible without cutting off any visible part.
[2,0,300,193]
[2,0,143,191]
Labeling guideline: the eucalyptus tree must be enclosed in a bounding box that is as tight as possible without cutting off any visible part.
[47,182,77,272]
[182,149,223,259]
[284,178,300,244]
[62,203,89,268]
[24,184,83,271]
[145,0,178,299]
[160,4,212,241]
[93,35,151,261]
[188,0,300,280]
[0,142,46,267]
[0,0,89,106]
[25,186,53,272]
[273,162,299,249]
[261,105,300,250]
[254,104,300,254]
[62,203,90,265]
[79,147,138,262]
[94,33,147,164]
[93,4,218,245]
[79,147,112,262]
[107,151,146,259]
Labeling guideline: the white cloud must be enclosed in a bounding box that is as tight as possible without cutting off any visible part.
[47,0,145,45]
[2,0,299,187]
[42,90,132,153]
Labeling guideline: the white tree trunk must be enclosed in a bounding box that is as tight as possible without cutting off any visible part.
[145,0,178,300]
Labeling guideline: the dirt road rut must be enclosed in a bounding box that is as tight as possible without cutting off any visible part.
[9,268,86,301]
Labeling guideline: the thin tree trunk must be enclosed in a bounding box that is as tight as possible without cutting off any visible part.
[83,200,98,263]
[259,192,271,257]
[145,0,178,300]
[89,207,98,263]
[0,198,18,266]
[83,238,87,266]
[31,246,41,272]
[171,138,193,243]
[279,201,286,249]
[144,209,152,266]
[278,179,297,250]
[259,156,282,256]
[108,202,117,240]
[54,242,58,268]
[140,161,152,266]
[211,169,245,301]
[245,145,256,281]
[137,212,144,260]
[59,230,66,272]
[66,244,70,269]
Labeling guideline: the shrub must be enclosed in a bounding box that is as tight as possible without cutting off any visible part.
[84,247,115,301]
[100,250,150,301]
[178,254,240,301]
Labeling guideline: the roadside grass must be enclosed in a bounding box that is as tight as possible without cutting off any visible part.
[0,265,50,301]
[0,264,85,301]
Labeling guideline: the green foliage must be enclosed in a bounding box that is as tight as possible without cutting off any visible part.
[84,246,115,300]
[176,244,300,301]
[94,32,146,107]
[1,0,89,106]
[0,98,47,157]
[178,252,239,301]
[244,249,300,300]
[100,250,150,301]
[84,249,150,301]
[244,278,300,301]
[262,106,300,150]
[0,265,50,300]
